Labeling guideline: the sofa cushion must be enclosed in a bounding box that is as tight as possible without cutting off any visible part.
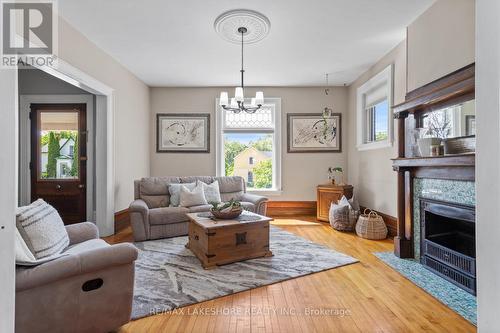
[188,204,212,213]
[64,239,109,256]
[198,180,222,204]
[180,183,208,207]
[169,182,196,207]
[149,207,189,225]
[16,199,70,260]
[139,177,172,208]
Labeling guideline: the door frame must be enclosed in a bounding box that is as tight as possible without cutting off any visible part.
[20,96,94,222]
[24,58,115,236]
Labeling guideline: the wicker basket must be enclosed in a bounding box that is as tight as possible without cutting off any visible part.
[355,208,388,240]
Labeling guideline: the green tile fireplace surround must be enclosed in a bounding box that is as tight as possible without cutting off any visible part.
[413,178,476,259]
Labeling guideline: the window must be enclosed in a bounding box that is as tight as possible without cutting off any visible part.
[216,98,281,192]
[356,65,393,150]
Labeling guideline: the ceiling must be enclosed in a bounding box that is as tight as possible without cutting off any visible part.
[58,0,434,87]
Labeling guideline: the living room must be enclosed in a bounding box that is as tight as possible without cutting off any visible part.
[1,0,498,332]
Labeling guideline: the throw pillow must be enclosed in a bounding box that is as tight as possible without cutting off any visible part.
[179,183,208,207]
[16,199,70,260]
[169,182,196,207]
[198,180,222,204]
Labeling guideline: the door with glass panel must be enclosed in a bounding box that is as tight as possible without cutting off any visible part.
[30,104,87,224]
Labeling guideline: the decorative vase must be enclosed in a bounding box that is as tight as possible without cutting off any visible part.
[417,137,442,157]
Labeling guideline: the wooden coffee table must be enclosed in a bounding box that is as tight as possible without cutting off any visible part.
[185,211,273,269]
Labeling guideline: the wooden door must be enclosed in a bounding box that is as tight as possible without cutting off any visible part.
[30,104,87,225]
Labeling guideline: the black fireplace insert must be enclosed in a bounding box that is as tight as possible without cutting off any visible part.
[420,198,476,295]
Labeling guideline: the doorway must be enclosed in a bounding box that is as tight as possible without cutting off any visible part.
[30,103,87,224]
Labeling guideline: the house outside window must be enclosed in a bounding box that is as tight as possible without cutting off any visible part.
[216,98,282,192]
[356,65,393,150]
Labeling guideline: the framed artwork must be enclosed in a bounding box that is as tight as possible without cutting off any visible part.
[287,113,342,153]
[465,115,476,136]
[156,113,210,153]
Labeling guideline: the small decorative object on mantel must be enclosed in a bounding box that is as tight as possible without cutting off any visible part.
[210,199,243,219]
[355,208,388,240]
[327,166,344,185]
[156,113,210,153]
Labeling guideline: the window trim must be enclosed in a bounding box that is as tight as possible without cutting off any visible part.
[356,65,394,151]
[215,97,282,194]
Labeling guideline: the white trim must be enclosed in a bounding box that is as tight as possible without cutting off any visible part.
[28,59,115,236]
[18,94,95,222]
[215,98,282,192]
[356,64,394,151]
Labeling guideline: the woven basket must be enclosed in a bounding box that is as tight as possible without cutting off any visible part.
[355,208,388,240]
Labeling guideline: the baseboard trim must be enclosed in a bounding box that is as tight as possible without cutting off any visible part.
[115,208,130,233]
[360,206,397,237]
[267,201,317,217]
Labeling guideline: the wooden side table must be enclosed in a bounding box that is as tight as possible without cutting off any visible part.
[316,184,354,222]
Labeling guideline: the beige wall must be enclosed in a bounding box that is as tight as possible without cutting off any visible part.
[347,41,406,217]
[150,86,348,201]
[407,0,475,91]
[57,17,150,211]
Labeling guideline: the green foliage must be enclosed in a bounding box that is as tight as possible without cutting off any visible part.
[253,159,272,189]
[250,135,272,152]
[224,140,247,176]
[41,130,74,146]
[71,134,79,177]
[46,132,60,178]
[375,132,388,141]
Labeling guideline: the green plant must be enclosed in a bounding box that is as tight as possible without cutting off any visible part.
[46,132,60,178]
[210,199,242,212]
[70,134,79,177]
[253,159,272,188]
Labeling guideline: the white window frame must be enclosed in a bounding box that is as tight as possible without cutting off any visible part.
[356,64,394,151]
[215,97,282,195]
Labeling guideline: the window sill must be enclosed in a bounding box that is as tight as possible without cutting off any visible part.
[357,140,393,151]
[247,189,283,196]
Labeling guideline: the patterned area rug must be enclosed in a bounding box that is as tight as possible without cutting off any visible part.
[131,226,357,320]
[374,252,477,325]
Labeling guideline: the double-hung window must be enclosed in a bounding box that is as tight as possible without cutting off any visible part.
[216,98,281,193]
[356,65,393,150]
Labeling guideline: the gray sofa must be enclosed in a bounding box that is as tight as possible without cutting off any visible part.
[130,176,268,241]
[16,222,138,333]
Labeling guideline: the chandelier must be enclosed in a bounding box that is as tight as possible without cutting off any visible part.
[219,27,264,114]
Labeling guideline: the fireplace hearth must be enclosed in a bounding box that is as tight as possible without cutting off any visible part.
[420,198,476,295]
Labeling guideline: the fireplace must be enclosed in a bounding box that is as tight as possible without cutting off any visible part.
[420,198,476,295]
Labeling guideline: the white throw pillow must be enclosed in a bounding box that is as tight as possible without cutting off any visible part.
[198,180,222,204]
[179,183,208,207]
[16,199,69,260]
[169,182,196,207]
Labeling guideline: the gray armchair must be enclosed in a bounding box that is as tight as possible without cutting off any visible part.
[16,222,138,333]
[130,176,269,241]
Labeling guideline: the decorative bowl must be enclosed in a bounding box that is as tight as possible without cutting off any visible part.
[210,207,243,219]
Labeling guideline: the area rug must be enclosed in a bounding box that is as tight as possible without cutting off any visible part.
[131,226,357,319]
[374,252,477,325]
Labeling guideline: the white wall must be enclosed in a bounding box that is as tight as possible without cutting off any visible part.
[347,41,406,217]
[150,86,348,201]
[476,0,500,331]
[57,16,150,211]
[407,0,475,91]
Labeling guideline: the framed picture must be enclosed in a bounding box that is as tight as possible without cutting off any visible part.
[287,113,342,153]
[156,113,210,153]
[465,115,476,136]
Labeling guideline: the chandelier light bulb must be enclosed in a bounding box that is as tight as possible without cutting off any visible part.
[255,91,264,105]
[219,92,229,106]
[230,98,238,108]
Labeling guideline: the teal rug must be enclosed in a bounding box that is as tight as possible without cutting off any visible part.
[374,252,477,325]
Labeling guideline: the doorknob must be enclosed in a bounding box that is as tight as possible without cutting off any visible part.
[55,184,62,190]
[78,184,85,189]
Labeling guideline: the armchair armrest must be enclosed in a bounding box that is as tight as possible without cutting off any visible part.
[129,199,150,241]
[16,243,138,291]
[65,222,99,245]
[241,193,269,215]
[130,199,149,215]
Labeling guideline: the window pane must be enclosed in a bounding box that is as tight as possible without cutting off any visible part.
[39,112,79,180]
[374,99,388,141]
[224,106,274,129]
[224,133,273,189]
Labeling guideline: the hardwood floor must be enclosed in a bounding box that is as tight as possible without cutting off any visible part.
[104,216,476,333]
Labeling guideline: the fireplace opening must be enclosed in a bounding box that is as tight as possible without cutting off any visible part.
[420,199,476,295]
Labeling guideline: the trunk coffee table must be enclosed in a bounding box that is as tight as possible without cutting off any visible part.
[185,211,273,269]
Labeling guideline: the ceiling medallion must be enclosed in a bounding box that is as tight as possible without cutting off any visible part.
[214,9,271,44]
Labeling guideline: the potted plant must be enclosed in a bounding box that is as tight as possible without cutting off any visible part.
[328,167,344,185]
[210,199,243,219]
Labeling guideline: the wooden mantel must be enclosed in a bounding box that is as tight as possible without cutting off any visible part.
[391,63,476,258]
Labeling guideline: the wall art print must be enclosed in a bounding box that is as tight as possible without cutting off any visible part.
[156,113,210,153]
[287,113,342,152]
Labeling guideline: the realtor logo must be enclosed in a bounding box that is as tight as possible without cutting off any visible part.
[1,1,57,68]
